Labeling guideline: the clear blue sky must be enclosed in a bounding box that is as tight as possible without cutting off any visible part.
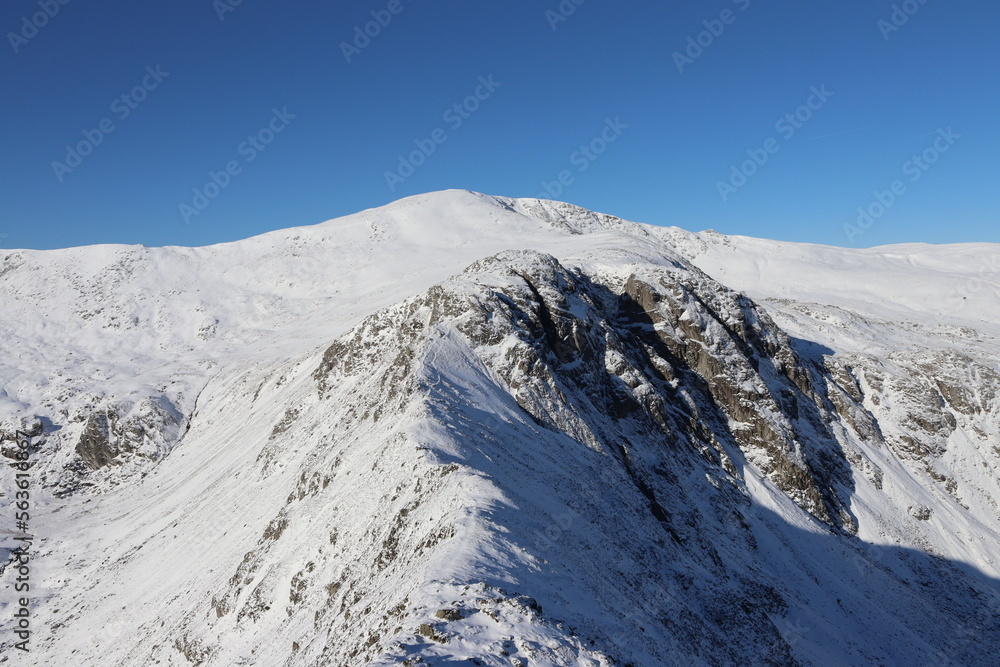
[2,0,997,250]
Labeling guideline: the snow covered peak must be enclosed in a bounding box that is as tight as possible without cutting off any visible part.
[2,192,999,665]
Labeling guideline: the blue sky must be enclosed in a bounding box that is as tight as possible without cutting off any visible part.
[2,0,997,250]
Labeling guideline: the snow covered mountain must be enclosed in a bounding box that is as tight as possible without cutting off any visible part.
[2,190,999,666]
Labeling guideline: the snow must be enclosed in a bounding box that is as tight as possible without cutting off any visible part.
[1,190,998,665]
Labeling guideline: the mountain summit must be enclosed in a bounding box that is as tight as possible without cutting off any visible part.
[2,191,999,665]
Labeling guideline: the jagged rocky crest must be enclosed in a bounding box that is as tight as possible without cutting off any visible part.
[289,249,996,665]
[319,250,861,528]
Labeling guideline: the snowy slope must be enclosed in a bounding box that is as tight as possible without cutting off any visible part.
[0,193,638,491]
[1,191,998,666]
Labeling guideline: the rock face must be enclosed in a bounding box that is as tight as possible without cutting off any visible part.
[3,191,999,666]
[75,412,117,470]
[1,387,187,493]
[442,251,857,532]
[63,397,187,492]
[291,249,996,666]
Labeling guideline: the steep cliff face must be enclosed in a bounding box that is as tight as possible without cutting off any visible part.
[3,191,999,666]
[657,224,1000,579]
[303,248,999,665]
[430,249,859,531]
